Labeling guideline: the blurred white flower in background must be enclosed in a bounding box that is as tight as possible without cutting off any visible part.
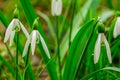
[113,17,120,38]
[51,0,62,16]
[22,30,51,59]
[4,18,29,46]
[94,33,112,64]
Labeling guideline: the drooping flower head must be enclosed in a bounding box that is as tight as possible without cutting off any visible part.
[4,7,29,46]
[51,0,62,16]
[22,18,51,59]
[94,22,112,64]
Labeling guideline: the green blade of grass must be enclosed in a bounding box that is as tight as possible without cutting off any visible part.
[19,0,58,80]
[38,43,58,80]
[60,0,101,63]
[76,24,98,78]
[111,37,120,59]
[0,11,9,27]
[63,19,98,80]
[85,28,98,67]
[0,11,36,80]
[81,67,120,80]
[60,0,92,64]
[108,17,116,44]
[0,55,15,77]
[19,0,37,27]
[0,11,16,77]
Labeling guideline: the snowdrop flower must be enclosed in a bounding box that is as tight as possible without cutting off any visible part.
[22,30,51,59]
[113,17,120,38]
[4,18,29,46]
[94,33,112,64]
[4,7,29,46]
[51,0,62,16]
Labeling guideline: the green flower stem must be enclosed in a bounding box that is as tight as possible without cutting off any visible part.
[119,51,120,67]
[16,32,19,80]
[94,64,99,80]
[25,44,30,67]
[56,16,61,80]
[69,0,76,48]
[25,44,31,80]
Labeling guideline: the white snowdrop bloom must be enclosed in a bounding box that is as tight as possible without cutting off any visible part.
[51,0,62,16]
[4,18,29,46]
[113,17,120,38]
[22,30,51,59]
[94,33,112,64]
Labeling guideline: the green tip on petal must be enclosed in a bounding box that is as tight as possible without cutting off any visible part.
[32,17,39,30]
[97,21,105,33]
[13,5,19,18]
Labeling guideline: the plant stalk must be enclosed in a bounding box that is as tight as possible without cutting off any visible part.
[16,32,19,80]
[56,16,61,80]
[24,44,31,80]
[25,44,30,67]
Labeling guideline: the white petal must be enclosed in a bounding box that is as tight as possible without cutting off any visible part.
[51,0,56,16]
[37,31,51,59]
[9,31,15,46]
[31,30,37,55]
[113,17,120,38]
[101,34,112,63]
[22,37,31,57]
[55,0,62,16]
[94,33,101,64]
[18,19,29,39]
[4,19,16,43]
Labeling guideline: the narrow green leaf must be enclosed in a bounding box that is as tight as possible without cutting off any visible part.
[38,43,58,80]
[80,24,98,76]
[0,55,15,77]
[19,0,37,27]
[0,11,36,80]
[85,28,98,67]
[63,19,98,80]
[81,67,120,80]
[111,37,120,59]
[0,11,9,27]
[22,64,30,80]
[60,0,101,63]
[19,0,58,80]
[108,18,116,44]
